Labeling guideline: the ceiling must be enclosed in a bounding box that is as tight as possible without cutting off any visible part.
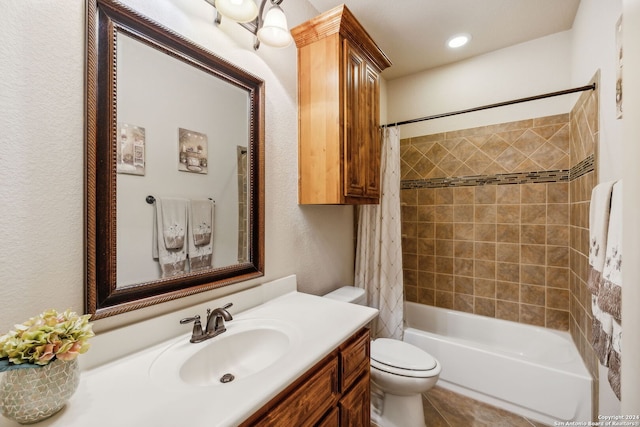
[305,0,581,80]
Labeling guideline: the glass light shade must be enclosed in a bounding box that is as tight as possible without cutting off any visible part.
[257,5,292,48]
[214,0,258,23]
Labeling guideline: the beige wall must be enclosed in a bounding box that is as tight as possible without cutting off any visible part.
[386,31,574,138]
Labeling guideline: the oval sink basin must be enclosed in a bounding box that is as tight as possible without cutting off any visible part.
[180,328,289,386]
[149,318,298,388]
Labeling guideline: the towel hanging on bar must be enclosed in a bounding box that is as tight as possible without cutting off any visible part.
[152,197,189,277]
[188,199,215,272]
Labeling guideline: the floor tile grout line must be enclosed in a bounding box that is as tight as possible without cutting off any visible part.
[422,391,452,426]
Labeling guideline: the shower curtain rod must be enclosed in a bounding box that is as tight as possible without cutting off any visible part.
[382,83,596,128]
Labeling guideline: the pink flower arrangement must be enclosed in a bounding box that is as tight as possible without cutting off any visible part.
[0,309,94,370]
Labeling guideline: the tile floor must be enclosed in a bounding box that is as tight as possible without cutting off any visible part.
[374,386,551,427]
[423,386,552,426]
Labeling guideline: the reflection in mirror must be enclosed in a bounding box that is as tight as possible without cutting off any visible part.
[115,33,249,287]
[86,0,264,319]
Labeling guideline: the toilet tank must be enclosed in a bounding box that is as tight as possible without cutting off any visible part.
[323,286,367,305]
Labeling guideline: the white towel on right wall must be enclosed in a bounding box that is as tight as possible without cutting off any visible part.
[587,181,615,367]
[600,180,622,400]
[588,181,615,293]
[600,181,623,321]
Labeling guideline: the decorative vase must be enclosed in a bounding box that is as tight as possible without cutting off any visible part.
[0,358,80,424]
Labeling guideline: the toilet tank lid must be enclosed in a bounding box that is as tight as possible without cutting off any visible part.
[324,286,365,302]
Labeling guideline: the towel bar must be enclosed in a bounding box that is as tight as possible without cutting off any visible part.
[145,195,215,204]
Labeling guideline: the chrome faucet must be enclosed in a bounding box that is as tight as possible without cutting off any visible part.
[180,303,233,343]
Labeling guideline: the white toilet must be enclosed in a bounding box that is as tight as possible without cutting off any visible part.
[324,286,441,427]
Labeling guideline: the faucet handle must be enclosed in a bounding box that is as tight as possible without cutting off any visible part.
[180,314,201,324]
[180,315,205,343]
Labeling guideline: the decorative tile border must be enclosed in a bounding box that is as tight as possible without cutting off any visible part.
[569,154,594,181]
[400,154,594,190]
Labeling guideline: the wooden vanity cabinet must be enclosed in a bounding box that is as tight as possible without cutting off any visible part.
[291,5,392,205]
[240,328,370,427]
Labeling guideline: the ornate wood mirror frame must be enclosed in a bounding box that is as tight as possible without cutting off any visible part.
[86,0,265,319]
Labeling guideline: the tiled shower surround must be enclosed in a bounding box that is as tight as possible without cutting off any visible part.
[401,176,572,329]
[399,77,600,387]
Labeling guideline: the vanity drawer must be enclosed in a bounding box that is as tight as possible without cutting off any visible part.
[339,328,369,392]
[244,355,339,426]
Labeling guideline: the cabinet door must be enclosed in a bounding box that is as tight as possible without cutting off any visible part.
[363,63,381,199]
[343,40,381,202]
[343,40,366,199]
[243,357,339,426]
[339,373,370,427]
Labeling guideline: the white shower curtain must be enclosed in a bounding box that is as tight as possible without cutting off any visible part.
[355,126,404,340]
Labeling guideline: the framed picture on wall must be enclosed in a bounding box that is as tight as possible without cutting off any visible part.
[117,123,145,176]
[178,128,208,174]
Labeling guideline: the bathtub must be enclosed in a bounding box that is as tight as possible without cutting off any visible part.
[403,302,592,425]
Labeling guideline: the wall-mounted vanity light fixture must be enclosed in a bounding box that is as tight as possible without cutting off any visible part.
[205,0,293,50]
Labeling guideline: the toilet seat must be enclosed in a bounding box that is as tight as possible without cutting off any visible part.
[371,338,438,378]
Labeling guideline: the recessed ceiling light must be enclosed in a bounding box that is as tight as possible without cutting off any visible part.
[447,33,471,49]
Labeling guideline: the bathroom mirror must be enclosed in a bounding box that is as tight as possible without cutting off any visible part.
[86,0,265,319]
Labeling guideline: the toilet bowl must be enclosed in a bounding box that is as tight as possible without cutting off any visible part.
[324,286,441,427]
[370,338,441,427]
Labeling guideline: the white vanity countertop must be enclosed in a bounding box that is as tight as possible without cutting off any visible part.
[0,292,377,427]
